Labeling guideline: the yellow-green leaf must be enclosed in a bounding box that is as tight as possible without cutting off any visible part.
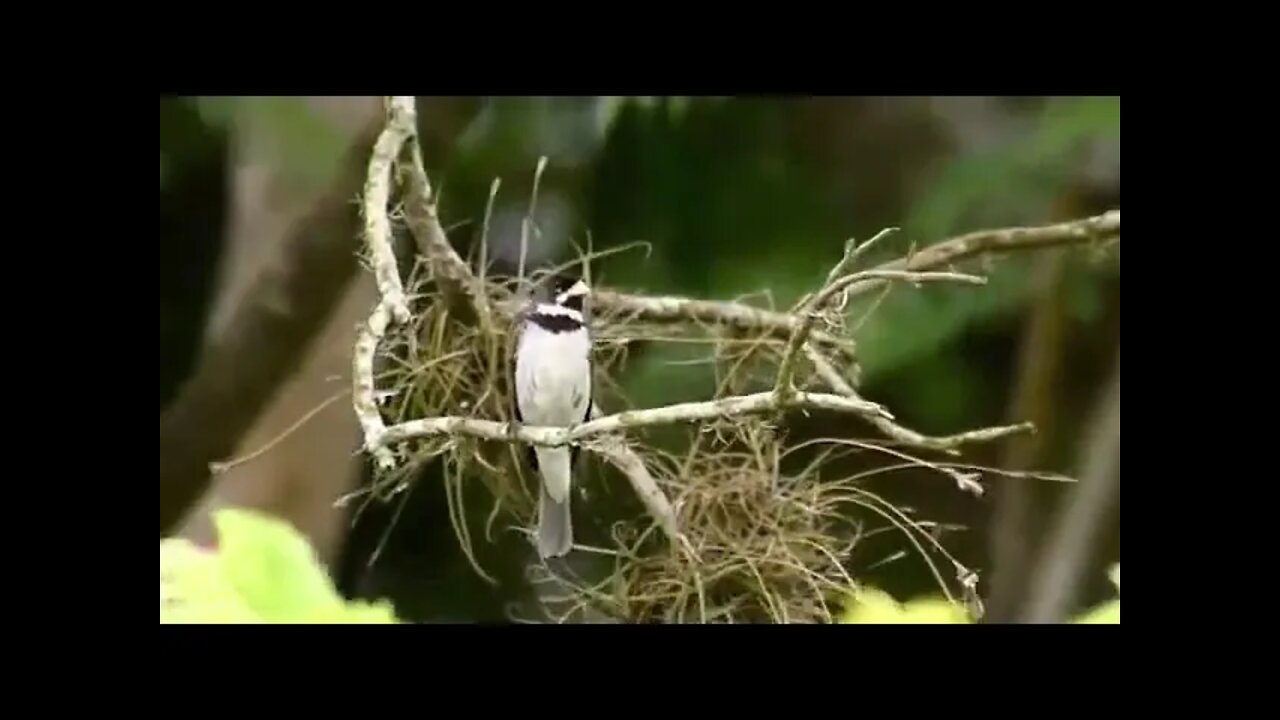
[213,508,345,621]
[160,538,260,623]
[840,587,972,624]
[160,508,401,624]
[1074,599,1119,624]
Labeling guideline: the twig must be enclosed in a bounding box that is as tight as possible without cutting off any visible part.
[767,227,1013,453]
[353,303,398,469]
[589,435,681,545]
[589,290,856,355]
[843,210,1120,302]
[775,265,984,400]
[805,347,1031,453]
[825,227,897,285]
[397,116,481,319]
[519,156,549,285]
[585,401,680,544]
[209,388,352,475]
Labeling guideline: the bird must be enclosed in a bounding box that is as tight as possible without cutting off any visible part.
[512,273,593,559]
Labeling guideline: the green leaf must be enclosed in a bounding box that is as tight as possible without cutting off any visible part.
[160,508,401,624]
[160,538,261,623]
[213,508,346,621]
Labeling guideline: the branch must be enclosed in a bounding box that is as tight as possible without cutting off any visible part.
[380,390,893,448]
[361,97,413,325]
[590,290,855,355]
[396,120,483,320]
[805,346,1032,453]
[843,210,1119,302]
[351,96,417,469]
[585,211,1117,356]
[590,439,680,545]
[766,226,1019,456]
[775,248,984,399]
[593,438,678,538]
[584,401,680,544]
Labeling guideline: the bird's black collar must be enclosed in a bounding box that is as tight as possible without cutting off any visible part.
[527,312,585,334]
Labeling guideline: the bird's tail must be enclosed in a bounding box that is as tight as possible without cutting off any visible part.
[535,447,574,558]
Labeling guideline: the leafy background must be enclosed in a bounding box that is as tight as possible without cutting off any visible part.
[160,96,1119,622]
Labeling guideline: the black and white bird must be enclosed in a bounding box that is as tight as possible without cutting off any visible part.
[513,274,593,559]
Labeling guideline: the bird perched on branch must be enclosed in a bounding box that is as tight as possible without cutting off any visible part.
[513,273,593,558]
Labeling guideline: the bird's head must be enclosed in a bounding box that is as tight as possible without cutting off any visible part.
[550,274,590,313]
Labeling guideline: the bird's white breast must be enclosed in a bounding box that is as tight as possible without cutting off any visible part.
[515,316,592,427]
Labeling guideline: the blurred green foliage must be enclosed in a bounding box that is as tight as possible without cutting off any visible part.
[160,509,399,624]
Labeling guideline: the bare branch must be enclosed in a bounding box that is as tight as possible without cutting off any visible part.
[398,125,481,316]
[589,435,680,544]
[827,227,897,284]
[843,210,1119,302]
[776,265,984,400]
[585,401,679,544]
[585,211,1117,355]
[352,302,397,469]
[380,389,892,448]
[361,96,414,325]
[590,290,855,354]
[805,347,1032,452]
[351,96,420,469]
[770,225,994,448]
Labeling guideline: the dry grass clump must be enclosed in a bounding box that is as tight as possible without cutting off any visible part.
[518,414,986,623]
